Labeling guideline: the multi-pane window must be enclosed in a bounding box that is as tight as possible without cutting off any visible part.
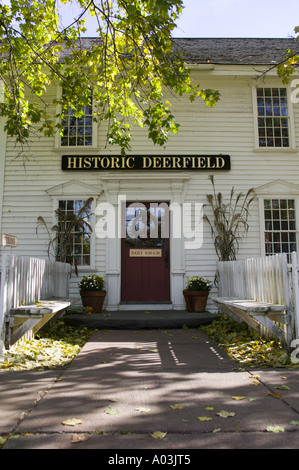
[264,199,297,261]
[61,98,93,147]
[256,88,289,148]
[58,199,92,266]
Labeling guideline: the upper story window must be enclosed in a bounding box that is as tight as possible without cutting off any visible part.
[256,88,290,148]
[60,96,93,147]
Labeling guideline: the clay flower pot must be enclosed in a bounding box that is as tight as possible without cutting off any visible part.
[80,290,106,313]
[183,290,209,312]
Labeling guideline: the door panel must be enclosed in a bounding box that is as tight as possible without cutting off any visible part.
[121,202,170,302]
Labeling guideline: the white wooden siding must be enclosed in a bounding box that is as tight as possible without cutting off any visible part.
[1,68,299,305]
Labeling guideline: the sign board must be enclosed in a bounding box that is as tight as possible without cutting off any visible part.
[129,249,162,258]
[62,155,231,171]
[1,234,18,247]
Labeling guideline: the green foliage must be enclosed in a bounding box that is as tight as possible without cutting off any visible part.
[200,314,294,368]
[185,276,212,291]
[277,26,299,83]
[0,0,220,156]
[204,175,255,261]
[78,273,105,291]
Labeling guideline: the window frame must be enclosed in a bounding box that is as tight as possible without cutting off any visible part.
[55,86,97,150]
[259,196,298,262]
[252,86,296,150]
[52,196,96,271]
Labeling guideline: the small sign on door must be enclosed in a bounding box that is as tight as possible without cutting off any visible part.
[129,249,162,257]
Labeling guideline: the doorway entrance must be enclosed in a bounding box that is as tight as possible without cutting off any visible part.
[121,202,170,302]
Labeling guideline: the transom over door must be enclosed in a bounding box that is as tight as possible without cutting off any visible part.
[121,202,170,302]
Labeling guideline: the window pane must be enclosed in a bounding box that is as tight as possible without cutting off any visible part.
[61,94,93,147]
[263,199,296,260]
[57,199,92,267]
[257,88,289,147]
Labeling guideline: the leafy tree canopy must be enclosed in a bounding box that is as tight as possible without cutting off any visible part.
[0,0,220,155]
[277,26,299,83]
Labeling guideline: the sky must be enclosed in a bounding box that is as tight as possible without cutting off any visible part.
[58,0,299,39]
[172,0,298,38]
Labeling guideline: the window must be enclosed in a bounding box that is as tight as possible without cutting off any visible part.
[57,199,92,267]
[256,88,289,148]
[61,97,93,147]
[264,199,297,261]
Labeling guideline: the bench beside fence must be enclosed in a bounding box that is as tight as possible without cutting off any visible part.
[214,252,299,348]
[0,254,71,354]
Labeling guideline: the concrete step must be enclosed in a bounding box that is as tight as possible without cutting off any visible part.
[63,308,218,329]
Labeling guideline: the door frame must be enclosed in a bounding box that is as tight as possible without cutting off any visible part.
[101,174,190,310]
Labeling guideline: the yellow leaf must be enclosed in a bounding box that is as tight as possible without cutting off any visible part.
[204,406,214,410]
[232,396,246,400]
[170,404,183,410]
[136,407,151,413]
[217,410,235,418]
[266,425,285,433]
[198,416,212,421]
[150,431,167,439]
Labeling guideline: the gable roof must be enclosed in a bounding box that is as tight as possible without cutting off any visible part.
[171,38,299,65]
[58,37,299,66]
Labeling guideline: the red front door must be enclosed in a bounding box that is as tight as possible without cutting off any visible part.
[121,202,170,302]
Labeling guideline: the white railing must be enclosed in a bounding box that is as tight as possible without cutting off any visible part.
[0,254,70,353]
[217,253,289,306]
[217,252,299,344]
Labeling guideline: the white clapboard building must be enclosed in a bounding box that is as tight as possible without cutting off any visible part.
[1,38,299,312]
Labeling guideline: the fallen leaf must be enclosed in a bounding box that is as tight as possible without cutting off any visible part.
[198,416,213,421]
[251,380,260,386]
[216,410,235,418]
[232,396,246,401]
[204,406,214,411]
[275,385,290,390]
[248,398,256,402]
[71,433,90,443]
[266,425,285,433]
[136,407,151,413]
[290,421,299,426]
[62,418,83,426]
[104,407,120,415]
[109,398,118,402]
[170,404,184,410]
[150,431,167,439]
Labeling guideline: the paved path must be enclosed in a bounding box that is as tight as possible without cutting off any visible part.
[1,328,299,450]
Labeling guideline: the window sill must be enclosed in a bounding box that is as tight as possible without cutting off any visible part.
[253,147,297,153]
[53,146,98,154]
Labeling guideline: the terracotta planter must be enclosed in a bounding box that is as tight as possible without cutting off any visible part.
[80,290,106,313]
[183,290,209,313]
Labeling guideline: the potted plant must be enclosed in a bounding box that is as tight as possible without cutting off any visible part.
[78,274,106,313]
[183,276,212,312]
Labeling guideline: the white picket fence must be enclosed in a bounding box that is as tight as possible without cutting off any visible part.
[216,252,299,345]
[0,254,70,353]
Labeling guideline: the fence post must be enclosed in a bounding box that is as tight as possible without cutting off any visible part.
[291,252,299,340]
[0,253,7,357]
